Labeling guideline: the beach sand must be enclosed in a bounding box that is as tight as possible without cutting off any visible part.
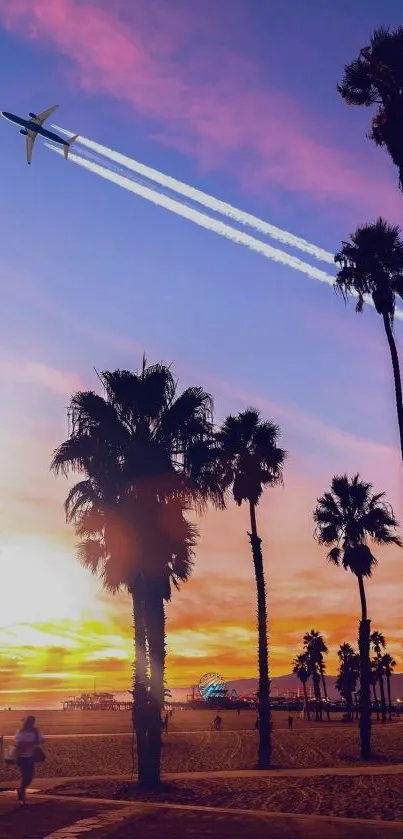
[1,710,402,823]
[49,774,403,823]
[1,711,402,781]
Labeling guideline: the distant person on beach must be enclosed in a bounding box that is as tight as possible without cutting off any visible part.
[213,714,223,731]
[14,715,44,804]
[288,715,293,730]
[254,715,259,730]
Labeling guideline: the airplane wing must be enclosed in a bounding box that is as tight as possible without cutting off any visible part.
[26,131,37,165]
[31,105,59,126]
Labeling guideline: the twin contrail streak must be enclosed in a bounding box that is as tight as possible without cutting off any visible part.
[53,124,334,266]
[45,143,336,286]
[46,134,403,322]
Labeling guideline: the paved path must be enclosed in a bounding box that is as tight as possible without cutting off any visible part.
[0,793,402,839]
[3,761,401,793]
[0,794,134,839]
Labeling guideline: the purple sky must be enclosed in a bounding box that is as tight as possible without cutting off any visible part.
[0,0,403,702]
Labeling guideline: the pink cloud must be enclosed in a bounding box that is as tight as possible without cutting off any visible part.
[0,356,83,395]
[0,0,401,215]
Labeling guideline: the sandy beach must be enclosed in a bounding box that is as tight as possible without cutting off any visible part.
[0,707,344,735]
[50,773,403,823]
[1,710,403,780]
[1,710,403,823]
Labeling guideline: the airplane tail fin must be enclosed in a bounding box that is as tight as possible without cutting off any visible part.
[63,133,79,160]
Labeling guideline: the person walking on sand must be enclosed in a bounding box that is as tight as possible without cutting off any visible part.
[14,715,44,803]
[287,715,293,730]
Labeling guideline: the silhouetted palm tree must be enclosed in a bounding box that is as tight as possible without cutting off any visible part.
[303,630,330,721]
[217,409,286,768]
[292,653,311,720]
[371,630,387,723]
[336,643,360,722]
[338,26,403,189]
[313,473,401,759]
[335,219,403,463]
[51,361,222,787]
[382,653,396,720]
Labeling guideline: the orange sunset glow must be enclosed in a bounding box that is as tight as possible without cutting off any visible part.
[1,379,403,710]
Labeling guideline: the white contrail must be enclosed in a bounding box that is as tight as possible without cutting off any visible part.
[47,143,403,321]
[46,143,336,286]
[52,124,334,265]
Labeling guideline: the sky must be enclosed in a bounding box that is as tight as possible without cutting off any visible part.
[1,0,403,708]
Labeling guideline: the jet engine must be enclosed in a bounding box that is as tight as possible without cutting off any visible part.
[20,129,27,135]
[29,112,37,119]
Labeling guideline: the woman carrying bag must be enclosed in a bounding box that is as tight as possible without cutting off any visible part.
[14,715,45,803]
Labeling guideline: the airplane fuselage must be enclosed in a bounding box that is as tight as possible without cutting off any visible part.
[1,112,67,146]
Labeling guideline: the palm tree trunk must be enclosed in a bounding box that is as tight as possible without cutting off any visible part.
[386,672,393,721]
[346,691,353,722]
[312,672,322,721]
[248,500,271,769]
[302,682,311,721]
[144,580,165,788]
[320,669,331,721]
[378,672,387,724]
[382,312,403,463]
[357,575,372,759]
[358,621,372,759]
[131,583,148,785]
[372,681,380,720]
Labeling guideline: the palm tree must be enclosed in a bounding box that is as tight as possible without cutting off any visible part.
[51,361,222,787]
[303,630,330,721]
[313,473,401,759]
[337,26,403,189]
[382,653,396,720]
[336,643,360,722]
[371,630,387,724]
[216,409,286,768]
[335,219,403,464]
[292,653,311,720]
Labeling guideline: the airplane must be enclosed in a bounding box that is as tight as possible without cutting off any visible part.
[0,105,78,165]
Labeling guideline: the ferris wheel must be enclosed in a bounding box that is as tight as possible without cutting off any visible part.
[198,672,227,701]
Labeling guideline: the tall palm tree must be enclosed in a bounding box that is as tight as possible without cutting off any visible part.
[292,653,311,720]
[216,409,286,769]
[303,630,330,721]
[371,630,387,724]
[335,219,403,463]
[77,491,196,780]
[51,362,222,787]
[337,26,403,189]
[382,653,396,720]
[336,643,360,722]
[313,473,401,759]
